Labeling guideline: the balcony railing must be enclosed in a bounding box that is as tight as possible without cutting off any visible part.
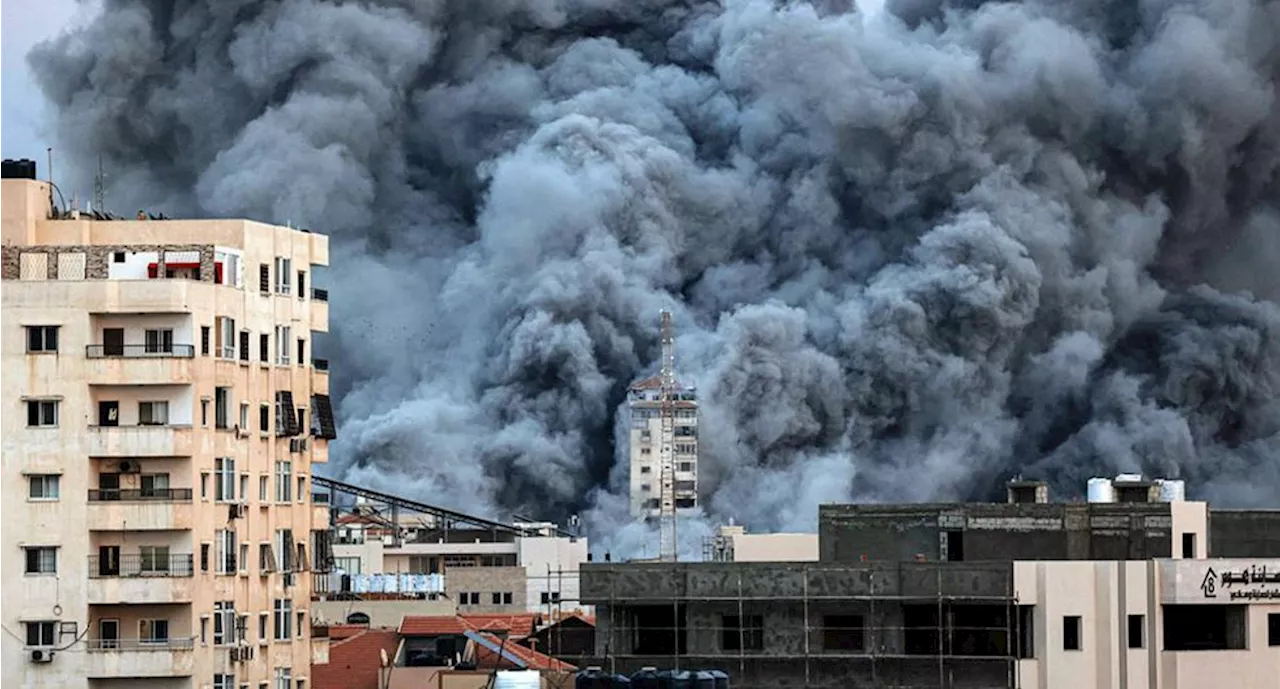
[86,344,196,358]
[89,554,194,578]
[311,288,328,302]
[87,637,196,652]
[88,489,194,502]
[312,358,330,371]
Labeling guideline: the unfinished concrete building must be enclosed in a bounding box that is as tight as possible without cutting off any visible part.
[580,477,1280,688]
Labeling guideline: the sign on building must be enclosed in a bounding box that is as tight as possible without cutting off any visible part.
[1162,559,1280,604]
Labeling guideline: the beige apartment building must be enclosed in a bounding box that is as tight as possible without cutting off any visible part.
[626,376,698,518]
[2,167,335,689]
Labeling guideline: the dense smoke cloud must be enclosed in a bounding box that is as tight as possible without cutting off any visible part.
[31,0,1280,556]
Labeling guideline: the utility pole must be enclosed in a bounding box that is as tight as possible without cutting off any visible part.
[658,310,678,563]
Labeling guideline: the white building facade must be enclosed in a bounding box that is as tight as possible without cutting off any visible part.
[626,377,698,518]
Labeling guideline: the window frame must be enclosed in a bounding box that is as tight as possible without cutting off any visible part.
[28,474,60,500]
[26,325,59,353]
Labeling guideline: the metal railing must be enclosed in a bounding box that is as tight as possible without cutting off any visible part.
[311,288,328,302]
[89,554,194,578]
[312,358,330,371]
[87,637,196,652]
[88,488,194,502]
[86,344,196,358]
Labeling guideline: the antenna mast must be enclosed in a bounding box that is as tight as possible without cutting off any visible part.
[93,156,106,213]
[658,310,678,562]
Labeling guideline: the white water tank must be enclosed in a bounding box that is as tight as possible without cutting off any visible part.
[493,670,540,689]
[1158,479,1186,503]
[1087,478,1116,503]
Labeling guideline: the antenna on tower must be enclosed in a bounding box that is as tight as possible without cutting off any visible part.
[657,309,678,563]
[93,155,106,214]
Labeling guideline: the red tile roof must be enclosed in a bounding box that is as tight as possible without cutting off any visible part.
[472,632,577,671]
[313,628,400,689]
[399,614,540,639]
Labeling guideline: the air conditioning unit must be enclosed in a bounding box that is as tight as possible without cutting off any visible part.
[229,647,240,662]
[228,503,247,520]
[238,643,255,660]
[118,460,141,473]
[30,649,54,663]
[282,572,295,588]
[234,424,248,439]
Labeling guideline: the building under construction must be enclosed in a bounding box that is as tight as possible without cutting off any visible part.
[579,476,1280,688]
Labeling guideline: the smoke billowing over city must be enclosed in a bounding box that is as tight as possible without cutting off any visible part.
[30,0,1280,555]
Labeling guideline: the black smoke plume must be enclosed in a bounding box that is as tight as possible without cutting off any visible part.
[30,0,1280,555]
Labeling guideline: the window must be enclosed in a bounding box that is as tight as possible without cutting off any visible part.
[259,264,270,293]
[274,667,292,689]
[259,613,269,641]
[1128,614,1145,649]
[260,334,270,362]
[1063,615,1082,651]
[239,331,250,361]
[240,403,250,430]
[215,458,235,502]
[214,601,236,645]
[201,544,210,572]
[297,270,306,300]
[140,545,171,574]
[823,615,865,651]
[275,257,292,294]
[260,476,269,502]
[26,326,59,353]
[275,530,294,572]
[202,326,211,355]
[26,400,58,427]
[139,619,169,643]
[275,461,293,502]
[25,621,56,647]
[24,546,57,574]
[722,615,764,651]
[261,544,276,573]
[240,475,249,502]
[297,338,305,367]
[260,404,271,433]
[296,611,305,637]
[202,399,210,426]
[144,328,174,353]
[140,473,169,497]
[297,476,306,503]
[1163,604,1248,650]
[240,543,249,572]
[1269,613,1280,647]
[215,387,230,429]
[139,401,169,425]
[640,465,651,473]
[273,599,293,640]
[201,472,210,499]
[216,529,237,574]
[492,592,503,605]
[1182,533,1197,559]
[275,326,292,364]
[217,316,236,359]
[28,474,60,500]
[214,674,236,689]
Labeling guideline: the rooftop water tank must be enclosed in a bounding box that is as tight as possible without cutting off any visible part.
[1158,479,1186,503]
[1087,478,1116,503]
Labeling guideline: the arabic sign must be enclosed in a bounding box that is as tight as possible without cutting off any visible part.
[1163,559,1280,604]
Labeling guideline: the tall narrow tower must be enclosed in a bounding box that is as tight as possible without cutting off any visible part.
[658,310,678,562]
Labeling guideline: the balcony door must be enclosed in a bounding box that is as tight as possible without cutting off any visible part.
[103,328,124,356]
[98,546,120,576]
[99,619,119,649]
[98,473,120,501]
[98,400,119,427]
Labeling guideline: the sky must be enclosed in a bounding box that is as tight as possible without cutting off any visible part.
[1,0,92,162]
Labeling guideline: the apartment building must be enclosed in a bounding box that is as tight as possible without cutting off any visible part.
[1,162,337,689]
[626,376,698,518]
[325,511,589,619]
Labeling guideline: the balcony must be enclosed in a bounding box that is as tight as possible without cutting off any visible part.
[87,555,195,604]
[87,489,195,531]
[310,295,329,333]
[87,425,194,457]
[86,345,196,384]
[85,637,196,678]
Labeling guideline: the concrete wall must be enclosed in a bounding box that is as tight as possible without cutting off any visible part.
[729,533,820,562]
[1209,510,1280,557]
[819,502,1200,564]
[519,535,589,614]
[312,598,455,628]
[2,180,333,689]
[447,566,528,613]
